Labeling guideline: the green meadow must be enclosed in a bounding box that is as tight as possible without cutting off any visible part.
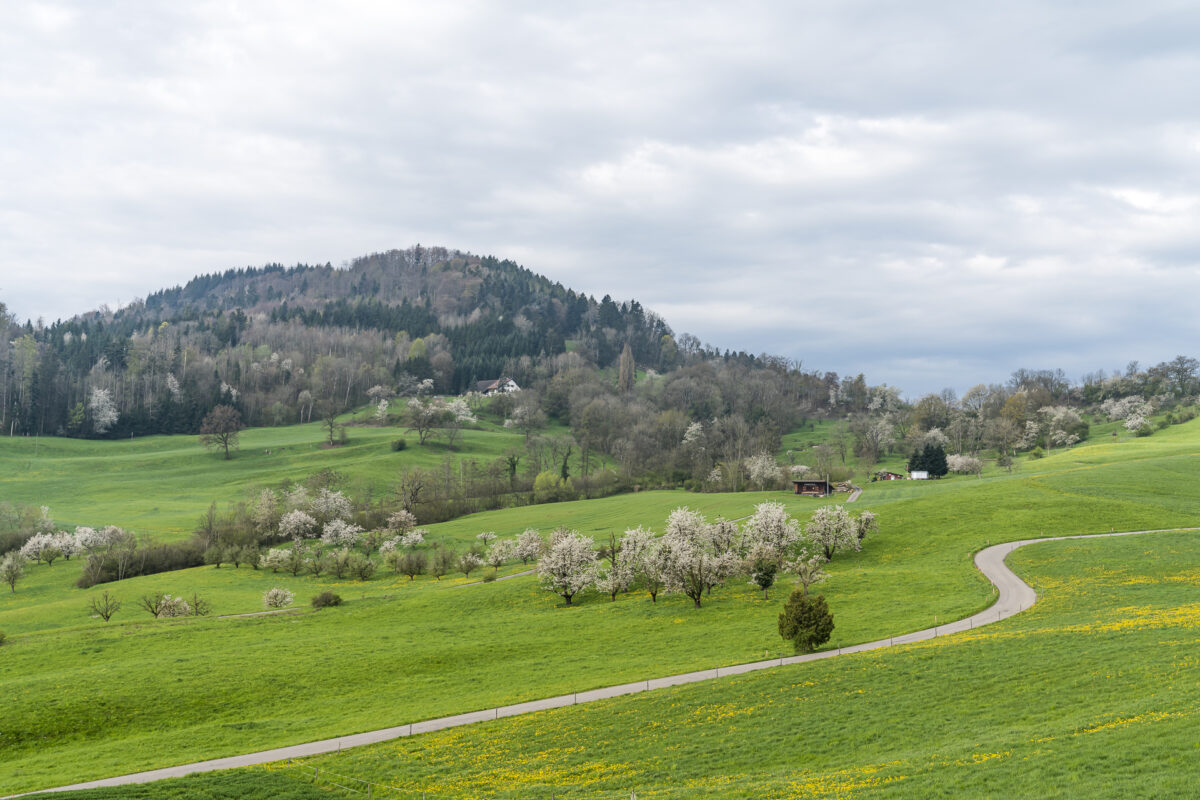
[272,529,1200,799]
[4,418,1200,796]
[0,416,548,538]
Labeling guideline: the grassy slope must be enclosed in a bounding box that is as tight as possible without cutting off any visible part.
[5,420,1199,794]
[0,416,552,538]
[1,490,849,794]
[285,531,1200,799]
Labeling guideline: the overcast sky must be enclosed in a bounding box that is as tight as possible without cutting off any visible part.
[4,2,1200,396]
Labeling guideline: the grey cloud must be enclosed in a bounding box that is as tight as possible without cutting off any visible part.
[4,1,1200,394]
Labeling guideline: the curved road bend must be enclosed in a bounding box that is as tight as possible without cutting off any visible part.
[13,526,1194,797]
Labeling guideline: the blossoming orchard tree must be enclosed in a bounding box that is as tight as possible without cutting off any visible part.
[661,507,740,609]
[537,530,598,606]
[806,505,863,561]
[742,501,803,567]
[515,529,544,564]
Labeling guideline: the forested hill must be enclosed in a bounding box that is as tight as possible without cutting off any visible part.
[1,245,798,439]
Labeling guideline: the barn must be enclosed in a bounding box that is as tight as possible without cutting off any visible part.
[792,478,833,497]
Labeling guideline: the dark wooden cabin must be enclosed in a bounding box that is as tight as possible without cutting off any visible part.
[792,478,833,497]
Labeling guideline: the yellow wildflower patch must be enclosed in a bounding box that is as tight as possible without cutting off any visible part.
[786,762,907,798]
[1076,709,1187,736]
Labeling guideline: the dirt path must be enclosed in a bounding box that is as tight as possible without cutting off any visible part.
[15,526,1191,797]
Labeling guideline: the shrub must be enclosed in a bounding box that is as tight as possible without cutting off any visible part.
[391,438,408,452]
[139,592,190,618]
[311,591,343,609]
[263,587,295,608]
[349,553,376,581]
[826,465,856,484]
[1136,424,1154,437]
[0,630,6,646]
[778,590,835,653]
[482,569,498,583]
[1028,447,1045,459]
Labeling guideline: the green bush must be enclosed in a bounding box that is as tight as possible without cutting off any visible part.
[1136,423,1155,437]
[349,553,376,581]
[778,591,834,653]
[391,438,407,451]
[482,569,498,583]
[533,471,578,503]
[0,630,6,647]
[1028,447,1045,459]
[827,465,856,483]
[311,591,343,609]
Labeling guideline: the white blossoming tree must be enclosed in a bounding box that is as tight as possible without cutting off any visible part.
[400,528,427,549]
[321,519,364,547]
[89,387,119,434]
[947,454,983,476]
[745,453,783,490]
[279,509,318,542]
[537,530,598,606]
[387,509,418,535]
[263,587,295,608]
[486,538,516,569]
[806,505,861,561]
[662,507,739,608]
[515,529,544,564]
[259,548,292,572]
[310,488,352,525]
[742,502,803,566]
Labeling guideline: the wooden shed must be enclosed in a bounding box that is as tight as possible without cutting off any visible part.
[792,478,833,497]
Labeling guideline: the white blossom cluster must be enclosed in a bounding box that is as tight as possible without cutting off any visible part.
[20,523,129,564]
[321,519,364,547]
[947,454,983,475]
[1101,396,1154,431]
[533,502,877,608]
[157,595,191,618]
[263,587,294,608]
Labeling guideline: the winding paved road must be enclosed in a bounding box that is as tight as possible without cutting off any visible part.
[13,526,1192,797]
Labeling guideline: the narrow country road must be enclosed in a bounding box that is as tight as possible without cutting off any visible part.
[13,526,1193,798]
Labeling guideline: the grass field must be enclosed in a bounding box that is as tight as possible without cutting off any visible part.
[0,415,563,539]
[5,417,1200,796]
[266,529,1200,799]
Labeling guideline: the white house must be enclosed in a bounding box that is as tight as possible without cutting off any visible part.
[909,470,929,480]
[473,377,520,396]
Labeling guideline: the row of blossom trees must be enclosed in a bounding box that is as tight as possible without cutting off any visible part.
[536,502,876,607]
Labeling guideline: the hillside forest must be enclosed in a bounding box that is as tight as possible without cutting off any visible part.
[2,245,1199,495]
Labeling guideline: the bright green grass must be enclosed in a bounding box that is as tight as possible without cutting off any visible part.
[0,418,553,539]
[271,529,1200,799]
[0,490,852,794]
[0,490,830,638]
[4,420,1200,794]
[25,771,331,799]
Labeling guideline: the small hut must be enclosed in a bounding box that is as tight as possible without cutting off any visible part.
[792,478,833,497]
